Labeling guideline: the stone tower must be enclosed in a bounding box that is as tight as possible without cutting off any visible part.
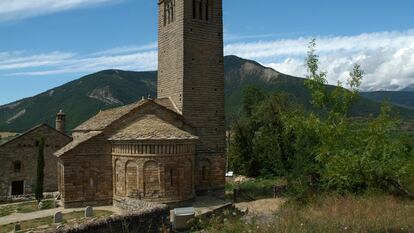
[157,0,225,195]
[55,110,66,134]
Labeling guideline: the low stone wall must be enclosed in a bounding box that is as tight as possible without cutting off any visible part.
[0,191,59,204]
[113,196,166,213]
[53,206,170,233]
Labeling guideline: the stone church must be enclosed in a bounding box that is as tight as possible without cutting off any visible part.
[0,111,71,197]
[55,0,226,208]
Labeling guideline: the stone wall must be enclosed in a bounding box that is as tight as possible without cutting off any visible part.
[112,144,195,203]
[53,206,170,233]
[58,134,113,208]
[0,124,71,196]
[157,0,226,195]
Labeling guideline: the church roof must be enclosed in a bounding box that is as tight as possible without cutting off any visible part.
[54,131,102,157]
[74,98,180,132]
[109,114,198,141]
[0,123,71,148]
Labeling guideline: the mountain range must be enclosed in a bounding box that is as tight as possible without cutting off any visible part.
[0,55,413,132]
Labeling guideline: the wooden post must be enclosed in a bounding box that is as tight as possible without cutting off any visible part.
[273,186,277,198]
[233,188,239,203]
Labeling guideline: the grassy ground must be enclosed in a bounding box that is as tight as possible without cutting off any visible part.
[0,210,113,233]
[225,177,285,201]
[0,200,55,217]
[194,194,414,233]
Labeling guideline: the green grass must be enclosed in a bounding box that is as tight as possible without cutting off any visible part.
[0,210,113,232]
[194,194,414,233]
[0,200,56,217]
[0,205,15,217]
[225,177,286,201]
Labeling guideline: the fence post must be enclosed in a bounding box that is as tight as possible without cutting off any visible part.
[233,188,240,203]
[273,186,277,198]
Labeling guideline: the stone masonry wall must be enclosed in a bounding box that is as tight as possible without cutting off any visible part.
[59,134,113,208]
[157,0,226,195]
[0,125,71,196]
[112,143,195,203]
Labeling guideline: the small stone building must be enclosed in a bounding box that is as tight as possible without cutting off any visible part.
[0,119,71,196]
[56,0,226,208]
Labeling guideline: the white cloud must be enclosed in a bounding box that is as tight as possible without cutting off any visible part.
[224,30,414,91]
[0,0,120,22]
[5,50,158,76]
[1,29,414,91]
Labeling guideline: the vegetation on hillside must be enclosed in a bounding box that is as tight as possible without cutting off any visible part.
[2,57,414,133]
[228,39,414,201]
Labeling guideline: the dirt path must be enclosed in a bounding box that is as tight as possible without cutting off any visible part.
[0,206,120,225]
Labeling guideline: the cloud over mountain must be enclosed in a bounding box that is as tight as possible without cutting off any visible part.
[1,29,414,91]
[225,30,414,91]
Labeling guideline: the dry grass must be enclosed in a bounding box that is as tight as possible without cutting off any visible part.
[199,194,414,233]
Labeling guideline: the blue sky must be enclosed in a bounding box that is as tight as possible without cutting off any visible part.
[1,0,414,105]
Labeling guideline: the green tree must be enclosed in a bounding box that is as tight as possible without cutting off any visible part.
[242,85,266,117]
[35,137,45,202]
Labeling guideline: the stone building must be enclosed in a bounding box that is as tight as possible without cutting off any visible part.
[0,112,71,196]
[56,0,225,208]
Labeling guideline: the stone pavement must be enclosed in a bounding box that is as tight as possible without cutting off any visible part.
[0,206,120,226]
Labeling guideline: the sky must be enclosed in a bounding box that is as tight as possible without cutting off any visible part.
[1,0,414,105]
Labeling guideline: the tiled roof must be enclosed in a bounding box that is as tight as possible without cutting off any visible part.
[109,114,198,141]
[0,124,70,147]
[74,98,180,132]
[54,131,102,157]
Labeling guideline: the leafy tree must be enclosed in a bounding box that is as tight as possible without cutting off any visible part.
[35,137,45,202]
[242,85,266,117]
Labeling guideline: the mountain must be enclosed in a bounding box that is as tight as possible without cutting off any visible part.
[1,56,414,132]
[361,91,414,110]
[0,70,157,132]
[401,83,414,92]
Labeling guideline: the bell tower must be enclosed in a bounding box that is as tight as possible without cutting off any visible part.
[157,0,225,196]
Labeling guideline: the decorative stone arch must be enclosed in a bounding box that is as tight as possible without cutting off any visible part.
[143,160,160,197]
[114,159,124,195]
[125,160,139,197]
[182,159,194,196]
[198,158,211,186]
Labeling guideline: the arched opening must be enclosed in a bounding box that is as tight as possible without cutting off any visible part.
[115,159,124,195]
[126,161,138,197]
[192,0,196,19]
[205,0,209,21]
[144,161,160,197]
[199,159,211,186]
[13,160,21,173]
[198,0,203,20]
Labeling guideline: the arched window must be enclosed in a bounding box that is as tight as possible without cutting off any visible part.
[193,0,196,19]
[205,0,209,21]
[164,0,175,26]
[198,0,203,20]
[13,161,21,173]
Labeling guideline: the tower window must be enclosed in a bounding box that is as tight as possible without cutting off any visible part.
[13,161,22,173]
[193,0,210,21]
[205,0,209,21]
[164,0,175,26]
[198,0,203,20]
